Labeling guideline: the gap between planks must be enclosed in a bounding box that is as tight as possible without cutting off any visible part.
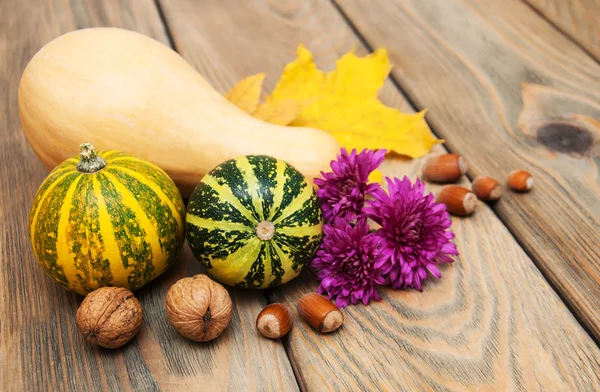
[329,0,600,346]
[153,0,177,50]
[151,1,600,390]
[521,0,600,64]
[151,0,305,388]
[1,0,299,390]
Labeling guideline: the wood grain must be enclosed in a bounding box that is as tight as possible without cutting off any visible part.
[523,0,600,62]
[335,0,600,342]
[158,0,600,390]
[276,148,600,391]
[0,1,297,391]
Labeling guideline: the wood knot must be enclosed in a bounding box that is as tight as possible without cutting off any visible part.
[518,83,600,157]
[536,123,593,154]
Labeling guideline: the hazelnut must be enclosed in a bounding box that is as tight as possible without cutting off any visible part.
[297,293,343,333]
[472,176,501,201]
[422,154,468,183]
[436,185,478,216]
[166,274,232,342]
[256,303,293,339]
[507,170,533,192]
[75,287,143,349]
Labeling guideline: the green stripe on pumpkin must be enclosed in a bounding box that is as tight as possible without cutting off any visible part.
[31,172,80,289]
[246,155,278,220]
[64,158,78,165]
[270,163,308,223]
[276,194,323,228]
[209,237,263,285]
[29,170,76,234]
[235,156,265,221]
[266,243,285,288]
[268,160,288,221]
[64,175,113,293]
[96,172,155,290]
[269,240,297,286]
[107,158,185,218]
[101,150,132,160]
[206,158,260,222]
[107,167,182,267]
[273,232,322,271]
[241,242,267,288]
[186,223,254,269]
[187,182,255,227]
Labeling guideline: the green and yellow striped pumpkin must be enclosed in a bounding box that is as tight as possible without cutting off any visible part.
[29,143,185,295]
[186,155,323,289]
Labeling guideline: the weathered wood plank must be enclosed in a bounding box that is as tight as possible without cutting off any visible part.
[0,1,297,391]
[335,0,600,342]
[276,147,600,391]
[158,0,600,390]
[523,0,600,62]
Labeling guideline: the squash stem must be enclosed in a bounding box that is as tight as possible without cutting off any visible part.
[76,143,107,173]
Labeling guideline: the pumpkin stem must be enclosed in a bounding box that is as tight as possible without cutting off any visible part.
[256,221,275,241]
[76,143,107,173]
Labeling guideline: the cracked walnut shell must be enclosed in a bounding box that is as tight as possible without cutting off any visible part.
[166,274,233,342]
[75,287,143,349]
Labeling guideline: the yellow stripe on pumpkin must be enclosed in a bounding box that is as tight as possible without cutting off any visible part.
[187,214,251,232]
[110,166,184,232]
[234,156,264,220]
[276,223,323,238]
[270,241,302,284]
[55,174,84,294]
[272,182,314,225]
[261,245,274,287]
[99,150,120,159]
[268,160,288,221]
[109,156,168,175]
[94,175,131,289]
[64,158,78,165]
[53,159,77,170]
[102,171,165,273]
[202,174,258,225]
[29,170,75,242]
[208,237,263,285]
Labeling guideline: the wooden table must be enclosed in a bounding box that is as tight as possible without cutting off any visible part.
[2,0,600,390]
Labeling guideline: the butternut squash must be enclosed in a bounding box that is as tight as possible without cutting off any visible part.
[18,28,340,197]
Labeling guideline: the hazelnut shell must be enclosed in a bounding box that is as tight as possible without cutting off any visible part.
[256,303,293,339]
[507,170,533,192]
[422,154,468,183]
[472,176,501,201]
[297,293,343,333]
[436,185,478,216]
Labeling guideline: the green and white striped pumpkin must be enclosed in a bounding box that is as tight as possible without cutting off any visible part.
[186,155,323,289]
[29,143,185,295]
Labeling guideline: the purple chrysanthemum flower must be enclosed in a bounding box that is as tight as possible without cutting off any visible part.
[312,218,387,308]
[364,176,458,291]
[314,148,386,222]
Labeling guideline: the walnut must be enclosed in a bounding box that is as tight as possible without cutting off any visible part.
[166,274,233,342]
[75,287,143,349]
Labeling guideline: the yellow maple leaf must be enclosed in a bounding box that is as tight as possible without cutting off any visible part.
[226,73,307,126]
[225,73,265,114]
[226,45,441,157]
[252,99,306,126]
